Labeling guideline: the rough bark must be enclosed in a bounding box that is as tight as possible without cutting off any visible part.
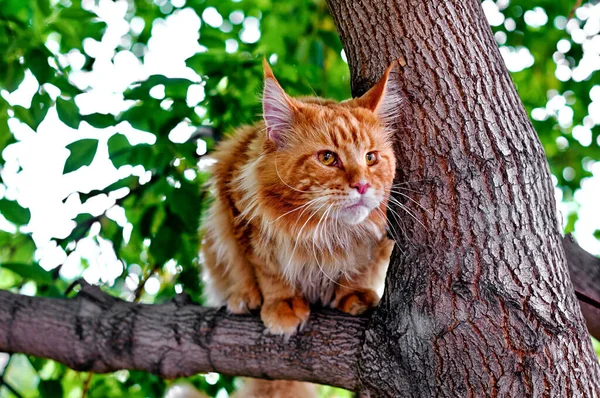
[0,284,365,391]
[1,0,600,396]
[327,0,600,396]
[0,236,597,395]
[563,235,600,340]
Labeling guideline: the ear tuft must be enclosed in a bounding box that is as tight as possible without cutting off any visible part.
[355,61,404,125]
[262,59,294,146]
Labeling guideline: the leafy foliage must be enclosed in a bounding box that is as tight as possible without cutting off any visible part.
[0,0,598,396]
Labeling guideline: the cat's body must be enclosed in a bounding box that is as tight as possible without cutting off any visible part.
[202,117,393,321]
[200,60,398,396]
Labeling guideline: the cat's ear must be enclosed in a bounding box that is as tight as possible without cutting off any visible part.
[354,61,403,124]
[262,59,296,146]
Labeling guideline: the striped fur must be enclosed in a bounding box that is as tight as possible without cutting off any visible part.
[201,61,399,337]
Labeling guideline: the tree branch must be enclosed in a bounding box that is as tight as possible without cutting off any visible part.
[0,284,366,391]
[563,234,600,340]
[0,234,597,390]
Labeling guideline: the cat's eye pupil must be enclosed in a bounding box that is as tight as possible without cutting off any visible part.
[366,152,378,165]
[319,151,337,166]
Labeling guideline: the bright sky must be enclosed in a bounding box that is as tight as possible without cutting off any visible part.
[0,0,599,295]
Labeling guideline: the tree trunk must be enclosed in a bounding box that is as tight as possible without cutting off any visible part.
[327,0,600,396]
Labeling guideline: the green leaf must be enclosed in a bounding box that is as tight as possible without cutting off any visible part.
[119,104,151,131]
[59,213,96,245]
[107,132,156,169]
[56,98,80,129]
[12,105,36,130]
[101,217,124,252]
[30,92,53,129]
[4,62,25,92]
[63,139,98,174]
[0,100,15,163]
[0,263,52,284]
[149,222,179,265]
[39,380,63,398]
[124,75,193,101]
[0,199,31,225]
[168,182,201,232]
[82,113,115,129]
[27,48,53,83]
[36,0,51,16]
[107,133,131,168]
[78,175,138,203]
[12,93,52,131]
[139,206,158,238]
[593,230,600,240]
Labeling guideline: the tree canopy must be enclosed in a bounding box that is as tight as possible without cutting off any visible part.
[0,0,598,396]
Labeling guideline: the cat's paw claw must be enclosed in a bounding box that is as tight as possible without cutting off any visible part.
[261,297,310,336]
[333,289,379,315]
[226,287,262,314]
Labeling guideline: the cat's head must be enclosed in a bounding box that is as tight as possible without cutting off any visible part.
[256,60,399,229]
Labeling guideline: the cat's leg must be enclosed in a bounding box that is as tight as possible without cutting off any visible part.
[225,256,263,314]
[201,233,230,306]
[331,237,393,315]
[254,266,310,336]
[331,280,380,315]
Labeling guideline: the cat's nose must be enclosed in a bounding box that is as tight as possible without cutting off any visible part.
[351,181,370,194]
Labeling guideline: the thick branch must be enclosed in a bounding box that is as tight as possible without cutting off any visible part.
[0,236,596,390]
[563,234,600,339]
[0,285,366,391]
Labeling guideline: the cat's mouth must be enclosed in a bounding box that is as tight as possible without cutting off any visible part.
[336,199,374,225]
[345,201,366,211]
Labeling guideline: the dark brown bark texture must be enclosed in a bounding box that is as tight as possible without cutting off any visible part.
[563,235,600,340]
[327,0,600,396]
[0,284,366,391]
[0,237,596,396]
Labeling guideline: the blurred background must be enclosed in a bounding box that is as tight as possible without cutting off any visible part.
[0,0,598,396]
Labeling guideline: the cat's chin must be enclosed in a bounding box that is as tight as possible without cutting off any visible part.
[337,204,371,225]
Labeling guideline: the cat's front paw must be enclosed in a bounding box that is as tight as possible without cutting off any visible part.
[261,297,310,336]
[226,285,262,314]
[332,289,379,315]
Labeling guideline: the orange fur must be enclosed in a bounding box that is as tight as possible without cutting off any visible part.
[200,61,398,397]
[201,61,398,335]
[231,380,317,398]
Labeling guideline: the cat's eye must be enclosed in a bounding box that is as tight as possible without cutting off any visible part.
[318,151,337,166]
[366,151,379,166]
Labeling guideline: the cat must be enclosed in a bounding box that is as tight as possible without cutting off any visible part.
[201,59,398,332]
[199,59,398,396]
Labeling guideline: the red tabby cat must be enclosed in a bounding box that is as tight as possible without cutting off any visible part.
[200,60,398,396]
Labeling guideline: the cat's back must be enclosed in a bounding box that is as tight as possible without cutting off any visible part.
[210,123,265,191]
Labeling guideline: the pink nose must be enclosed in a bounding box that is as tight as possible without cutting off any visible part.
[351,182,370,194]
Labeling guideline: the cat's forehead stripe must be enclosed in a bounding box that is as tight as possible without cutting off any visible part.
[331,111,363,146]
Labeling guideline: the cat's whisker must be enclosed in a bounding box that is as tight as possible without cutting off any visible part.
[387,179,430,188]
[284,201,329,275]
[381,206,410,249]
[388,190,433,216]
[375,207,404,254]
[384,185,424,195]
[267,197,324,225]
[387,196,428,230]
[311,204,358,292]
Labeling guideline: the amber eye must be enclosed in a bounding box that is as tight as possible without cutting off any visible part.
[318,151,337,166]
[366,151,379,166]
